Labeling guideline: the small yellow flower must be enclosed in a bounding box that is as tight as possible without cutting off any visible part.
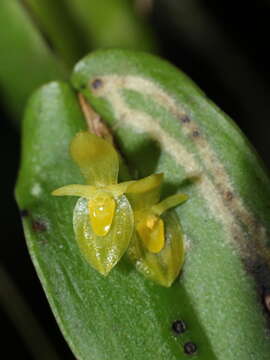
[52,131,134,275]
[126,175,188,287]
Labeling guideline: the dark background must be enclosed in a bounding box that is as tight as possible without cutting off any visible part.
[1,1,270,358]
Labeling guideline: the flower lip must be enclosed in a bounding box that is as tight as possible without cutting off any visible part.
[88,193,116,236]
[136,213,165,253]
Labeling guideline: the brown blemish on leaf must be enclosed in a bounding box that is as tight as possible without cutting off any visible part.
[78,93,114,144]
[225,191,234,201]
[180,114,191,123]
[192,130,200,138]
[32,219,47,232]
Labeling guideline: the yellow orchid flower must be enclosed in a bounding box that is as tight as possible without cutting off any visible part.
[52,131,134,276]
[126,175,188,287]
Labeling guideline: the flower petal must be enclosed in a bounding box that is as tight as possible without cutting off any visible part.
[70,131,119,185]
[126,173,163,210]
[152,193,188,216]
[127,212,184,287]
[73,195,133,276]
[52,184,96,198]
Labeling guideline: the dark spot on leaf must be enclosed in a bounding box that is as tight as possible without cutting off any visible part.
[20,209,29,217]
[172,319,187,334]
[225,191,233,201]
[181,114,191,123]
[32,219,47,232]
[184,342,197,355]
[192,130,200,137]
[91,78,103,89]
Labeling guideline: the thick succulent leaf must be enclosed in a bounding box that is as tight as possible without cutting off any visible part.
[128,212,184,287]
[73,195,133,275]
[16,82,216,360]
[71,49,270,359]
[16,49,270,360]
[70,131,119,185]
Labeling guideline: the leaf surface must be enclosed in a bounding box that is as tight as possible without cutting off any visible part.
[16,50,270,359]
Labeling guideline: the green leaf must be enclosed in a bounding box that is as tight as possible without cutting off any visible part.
[71,49,270,359]
[16,49,270,359]
[0,265,60,360]
[63,0,157,52]
[24,0,86,66]
[23,0,157,66]
[17,81,214,359]
[0,0,67,122]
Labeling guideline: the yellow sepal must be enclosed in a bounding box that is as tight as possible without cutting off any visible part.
[126,173,163,211]
[152,193,188,215]
[70,131,119,185]
[52,184,96,198]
